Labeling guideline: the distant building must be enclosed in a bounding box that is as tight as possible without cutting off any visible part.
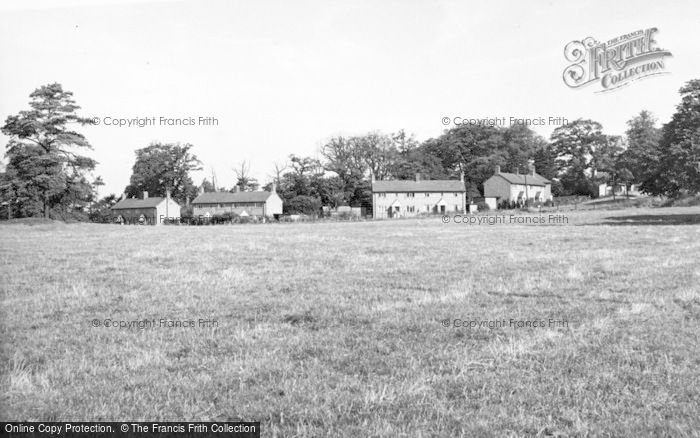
[111,191,181,225]
[191,185,283,218]
[483,165,552,204]
[594,171,641,197]
[372,173,466,219]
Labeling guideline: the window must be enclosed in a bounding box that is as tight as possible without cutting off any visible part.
[424,193,429,197]
[454,193,458,197]
[407,206,415,213]
[407,192,415,197]
[426,204,431,211]
[454,204,459,211]
[378,193,386,198]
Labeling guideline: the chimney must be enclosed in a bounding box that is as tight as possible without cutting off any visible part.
[165,189,171,199]
[460,171,464,182]
[143,191,148,199]
[199,185,204,195]
[371,172,376,183]
[271,182,276,193]
[186,196,190,206]
[121,192,127,201]
[415,173,421,182]
[531,165,536,176]
[234,186,240,193]
[495,165,501,175]
[515,168,520,175]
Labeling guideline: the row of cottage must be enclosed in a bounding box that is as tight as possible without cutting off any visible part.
[111,165,552,224]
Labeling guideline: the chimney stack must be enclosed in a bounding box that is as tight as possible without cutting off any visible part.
[495,165,501,175]
[143,191,148,199]
[234,186,240,193]
[371,172,376,183]
[531,165,536,176]
[415,173,421,182]
[165,189,171,199]
[460,171,464,182]
[121,192,127,201]
[271,182,276,193]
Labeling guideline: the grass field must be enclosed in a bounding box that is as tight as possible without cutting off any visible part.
[1,207,699,437]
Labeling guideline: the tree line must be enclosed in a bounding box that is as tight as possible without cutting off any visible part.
[1,80,699,219]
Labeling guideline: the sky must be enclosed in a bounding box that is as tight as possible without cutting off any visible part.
[1,0,698,196]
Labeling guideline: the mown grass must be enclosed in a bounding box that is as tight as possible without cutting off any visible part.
[1,207,699,437]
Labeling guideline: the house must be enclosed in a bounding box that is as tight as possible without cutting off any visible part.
[483,165,552,204]
[191,185,283,219]
[594,171,641,197]
[372,173,466,219]
[111,191,181,225]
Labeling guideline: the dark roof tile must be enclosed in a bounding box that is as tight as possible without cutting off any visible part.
[372,180,465,192]
[111,197,168,209]
[192,191,273,204]
[493,172,550,186]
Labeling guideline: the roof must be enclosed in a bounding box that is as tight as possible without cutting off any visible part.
[192,191,273,204]
[111,197,167,210]
[372,180,466,193]
[491,172,550,186]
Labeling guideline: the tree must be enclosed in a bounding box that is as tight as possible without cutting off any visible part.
[269,160,289,186]
[321,136,366,184]
[646,80,700,196]
[1,83,97,218]
[424,124,505,194]
[593,135,626,199]
[89,193,118,222]
[624,110,662,192]
[232,160,259,191]
[284,195,321,215]
[125,142,201,204]
[502,124,547,176]
[199,178,215,193]
[550,119,606,196]
[533,143,558,181]
[355,132,399,180]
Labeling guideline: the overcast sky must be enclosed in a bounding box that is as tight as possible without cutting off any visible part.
[1,0,698,196]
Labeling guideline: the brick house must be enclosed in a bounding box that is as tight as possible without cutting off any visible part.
[191,186,283,219]
[111,191,181,225]
[372,174,466,219]
[483,165,552,204]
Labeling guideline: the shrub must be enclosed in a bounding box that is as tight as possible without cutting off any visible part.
[476,201,490,211]
[284,196,321,215]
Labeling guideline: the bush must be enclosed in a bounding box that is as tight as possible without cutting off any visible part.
[284,196,321,215]
[476,201,490,211]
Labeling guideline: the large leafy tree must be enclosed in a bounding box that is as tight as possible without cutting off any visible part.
[550,119,606,196]
[125,142,202,204]
[1,83,97,218]
[424,124,504,191]
[624,110,662,192]
[647,80,700,196]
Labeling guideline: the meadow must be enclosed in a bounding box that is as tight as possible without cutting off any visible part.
[1,207,699,437]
